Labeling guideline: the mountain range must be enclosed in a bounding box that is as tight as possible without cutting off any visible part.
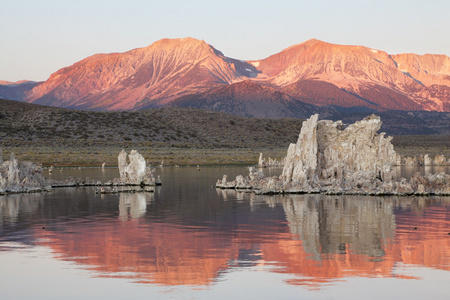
[1,37,450,117]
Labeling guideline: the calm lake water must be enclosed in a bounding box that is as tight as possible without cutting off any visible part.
[1,166,449,299]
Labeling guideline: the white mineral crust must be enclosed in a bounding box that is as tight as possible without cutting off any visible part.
[118,149,155,185]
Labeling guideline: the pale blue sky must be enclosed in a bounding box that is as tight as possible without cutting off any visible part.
[1,0,449,82]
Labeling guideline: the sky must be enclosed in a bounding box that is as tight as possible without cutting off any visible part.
[1,0,450,82]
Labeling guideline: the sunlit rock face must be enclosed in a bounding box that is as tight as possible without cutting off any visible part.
[0,152,50,194]
[19,38,450,112]
[117,150,155,185]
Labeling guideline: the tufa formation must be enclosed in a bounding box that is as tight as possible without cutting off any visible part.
[217,114,450,195]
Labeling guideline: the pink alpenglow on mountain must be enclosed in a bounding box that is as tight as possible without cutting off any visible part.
[252,39,450,111]
[25,38,258,110]
[2,38,449,112]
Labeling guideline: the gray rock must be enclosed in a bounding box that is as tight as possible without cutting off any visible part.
[217,114,450,196]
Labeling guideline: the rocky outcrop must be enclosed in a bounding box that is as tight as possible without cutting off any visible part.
[433,154,449,165]
[217,114,450,196]
[423,154,433,166]
[0,149,161,195]
[216,167,265,189]
[117,149,156,186]
[52,150,157,189]
[0,152,51,194]
[409,172,450,195]
[280,114,399,192]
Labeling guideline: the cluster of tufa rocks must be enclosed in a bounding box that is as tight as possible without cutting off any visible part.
[258,153,285,168]
[1,149,161,195]
[217,114,450,196]
[94,149,161,193]
[83,149,161,193]
[399,154,450,166]
[0,151,51,194]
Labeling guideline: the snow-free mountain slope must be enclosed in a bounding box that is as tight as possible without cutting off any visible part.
[168,80,337,118]
[26,38,257,110]
[0,80,38,101]
[392,53,450,87]
[2,38,450,112]
[249,39,450,111]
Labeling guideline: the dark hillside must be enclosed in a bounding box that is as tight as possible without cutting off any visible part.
[0,99,304,165]
[0,98,304,148]
[1,99,448,166]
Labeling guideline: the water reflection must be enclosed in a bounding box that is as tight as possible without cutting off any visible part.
[283,195,396,258]
[119,192,154,220]
[0,193,43,226]
[260,195,450,287]
[1,167,449,290]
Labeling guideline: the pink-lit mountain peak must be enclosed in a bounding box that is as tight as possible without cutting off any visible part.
[2,37,448,112]
[256,39,450,90]
[127,37,222,63]
[255,39,397,81]
[144,37,210,51]
[25,37,256,110]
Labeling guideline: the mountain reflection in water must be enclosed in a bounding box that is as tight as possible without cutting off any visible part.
[0,167,449,290]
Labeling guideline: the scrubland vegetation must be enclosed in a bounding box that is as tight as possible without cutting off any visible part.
[0,99,298,166]
[1,99,448,166]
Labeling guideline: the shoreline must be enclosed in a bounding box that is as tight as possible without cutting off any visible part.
[2,146,288,167]
[3,142,449,168]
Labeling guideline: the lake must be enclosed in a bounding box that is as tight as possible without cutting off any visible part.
[1,166,449,299]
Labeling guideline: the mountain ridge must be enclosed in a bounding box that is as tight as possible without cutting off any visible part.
[1,37,449,113]
[168,80,337,119]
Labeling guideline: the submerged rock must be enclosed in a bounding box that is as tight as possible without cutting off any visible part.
[217,114,450,196]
